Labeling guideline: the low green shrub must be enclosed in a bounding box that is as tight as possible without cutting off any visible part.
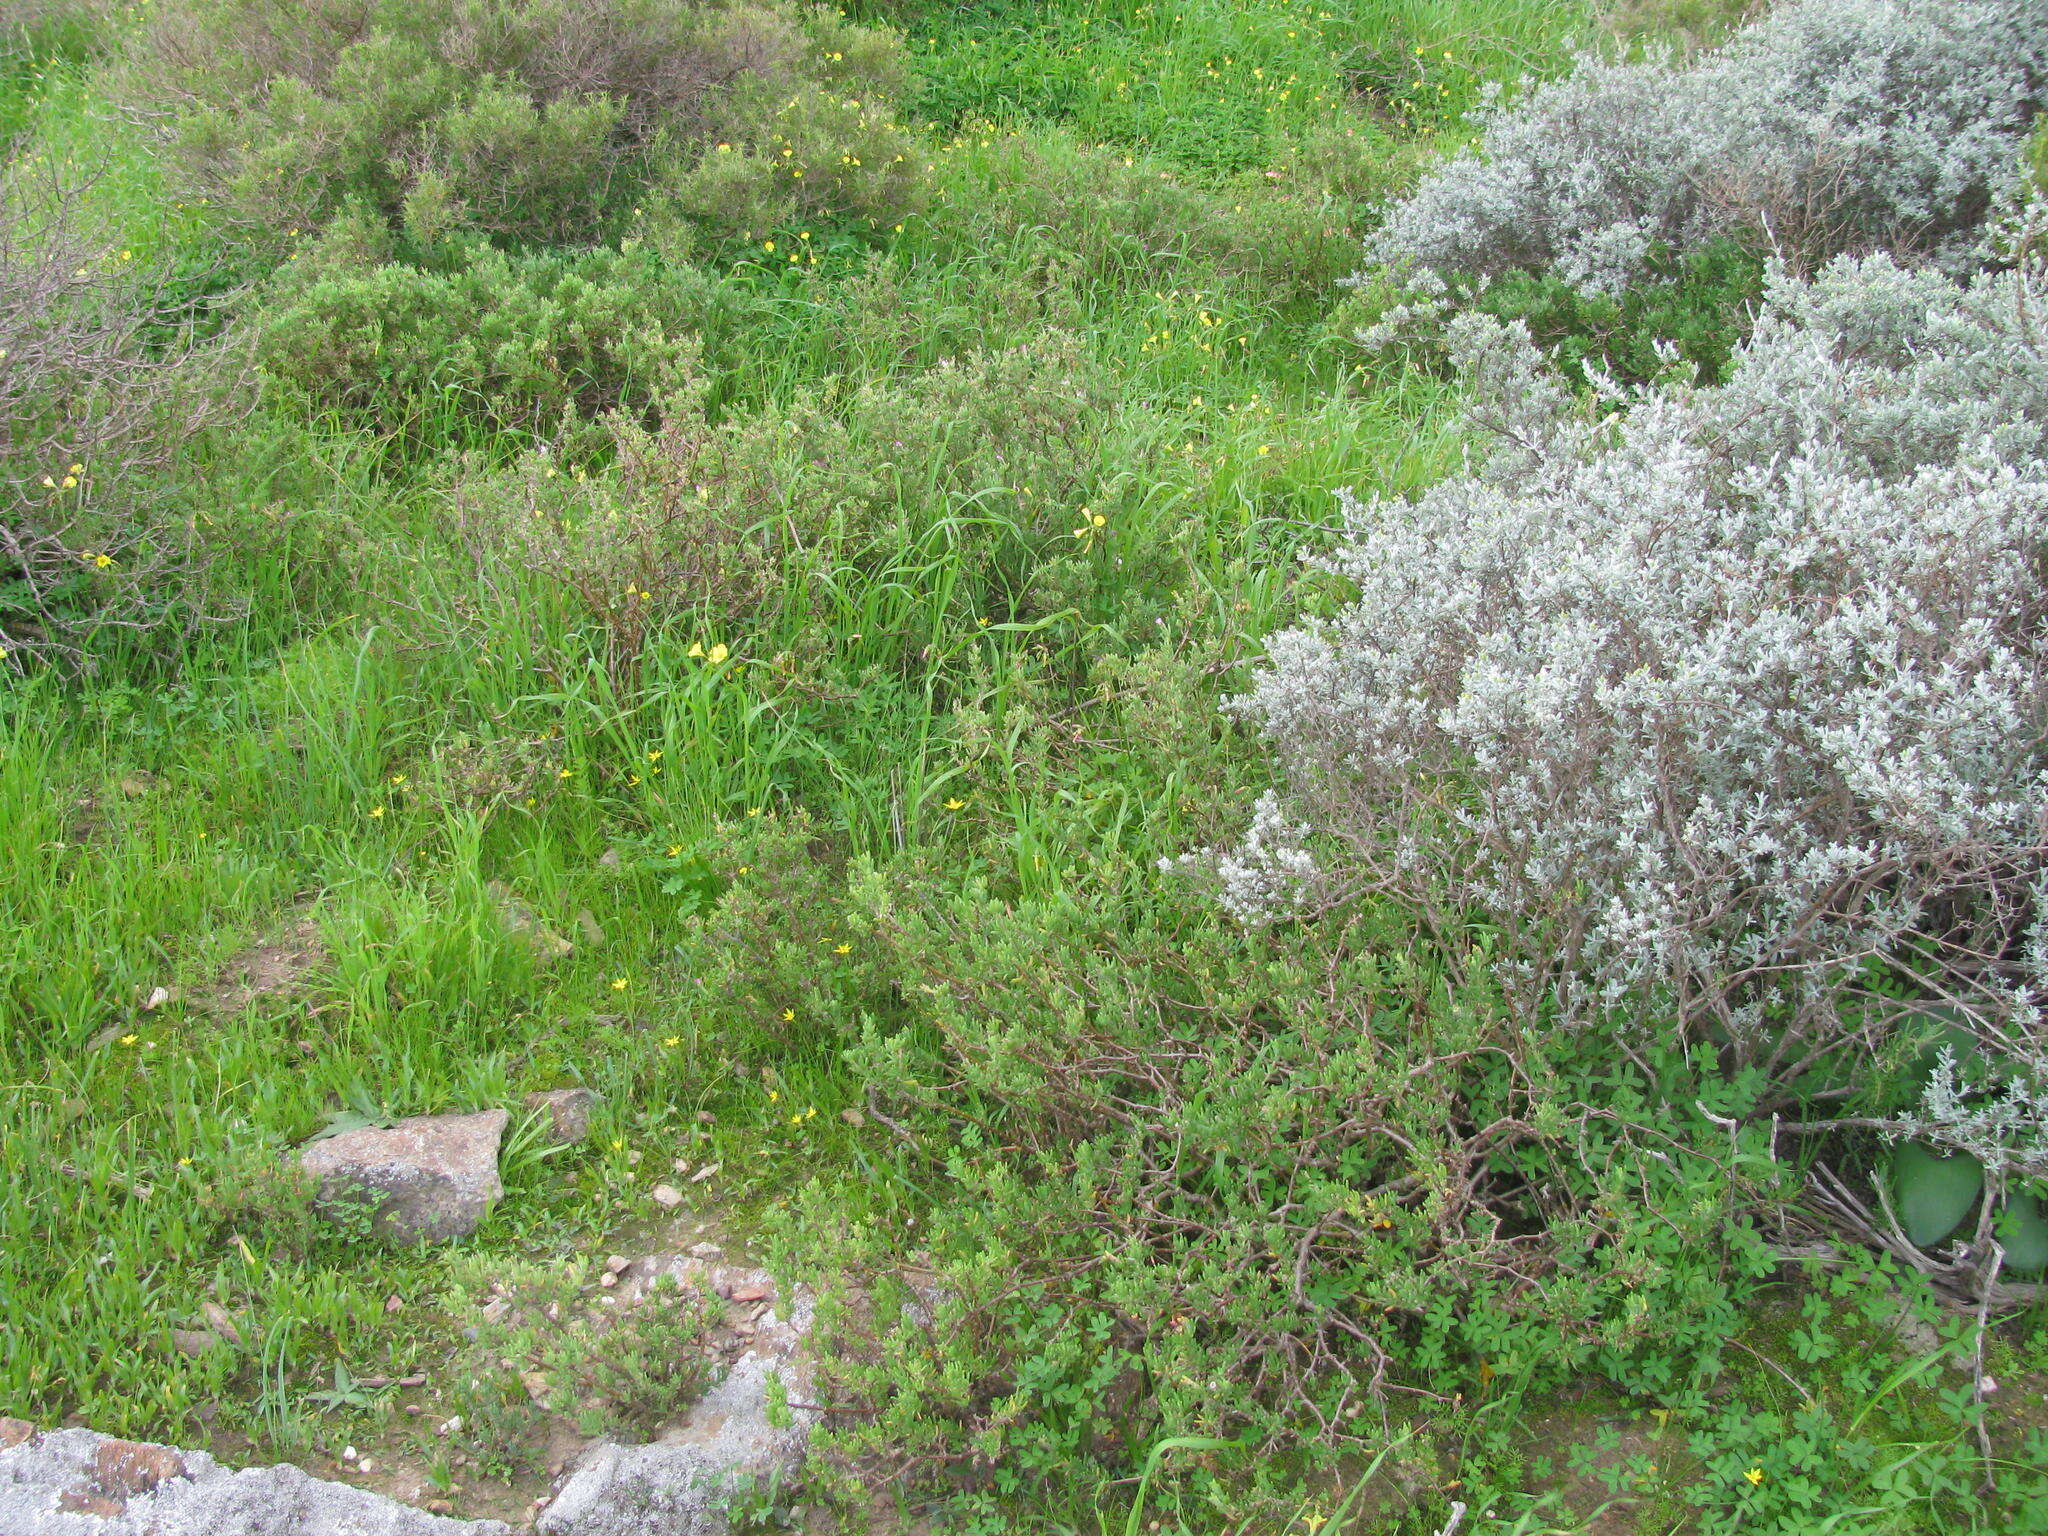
[127,0,912,249]
[255,229,712,451]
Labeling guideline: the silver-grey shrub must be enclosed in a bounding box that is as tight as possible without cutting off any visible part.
[1206,245,2048,1109]
[1369,0,2048,296]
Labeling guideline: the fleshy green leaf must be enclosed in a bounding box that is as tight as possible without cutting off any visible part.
[1892,1142,1982,1249]
[1996,1189,2048,1274]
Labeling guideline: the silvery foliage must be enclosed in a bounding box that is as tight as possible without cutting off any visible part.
[1899,1048,2048,1179]
[1204,245,2048,1113]
[1368,0,2048,297]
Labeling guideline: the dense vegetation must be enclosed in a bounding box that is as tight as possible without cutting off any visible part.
[3,0,2046,1531]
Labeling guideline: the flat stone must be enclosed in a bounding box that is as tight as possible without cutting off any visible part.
[0,1426,510,1533]
[539,1270,816,1536]
[299,1110,506,1244]
[523,1088,599,1146]
[170,1329,219,1360]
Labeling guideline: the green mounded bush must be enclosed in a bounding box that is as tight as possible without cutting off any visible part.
[254,225,714,451]
[126,0,915,249]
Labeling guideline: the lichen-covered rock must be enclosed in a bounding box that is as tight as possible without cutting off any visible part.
[0,1425,509,1534]
[299,1110,506,1244]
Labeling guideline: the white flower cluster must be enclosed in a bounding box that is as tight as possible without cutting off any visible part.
[1217,247,2048,1094]
[1368,0,2048,296]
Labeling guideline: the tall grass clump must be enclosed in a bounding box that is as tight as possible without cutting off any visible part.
[1369,0,2048,297]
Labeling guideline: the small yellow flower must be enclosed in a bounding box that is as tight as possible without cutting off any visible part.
[1743,1468,1764,1487]
[833,942,851,956]
[367,805,386,819]
[944,797,966,811]
[707,643,729,664]
[612,977,629,991]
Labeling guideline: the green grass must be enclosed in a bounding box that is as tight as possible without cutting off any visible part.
[2,1,2042,1531]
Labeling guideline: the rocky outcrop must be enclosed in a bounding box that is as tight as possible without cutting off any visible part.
[0,1424,509,1535]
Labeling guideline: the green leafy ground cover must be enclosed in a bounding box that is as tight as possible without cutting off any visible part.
[1,0,2044,1530]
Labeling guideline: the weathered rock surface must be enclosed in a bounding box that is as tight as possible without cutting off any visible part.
[486,881,572,962]
[522,1088,599,1146]
[537,1262,817,1536]
[299,1110,507,1243]
[0,1424,509,1534]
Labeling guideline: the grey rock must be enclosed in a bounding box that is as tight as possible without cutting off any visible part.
[485,881,572,963]
[538,1269,816,1536]
[523,1088,600,1146]
[0,1424,509,1534]
[299,1110,506,1244]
